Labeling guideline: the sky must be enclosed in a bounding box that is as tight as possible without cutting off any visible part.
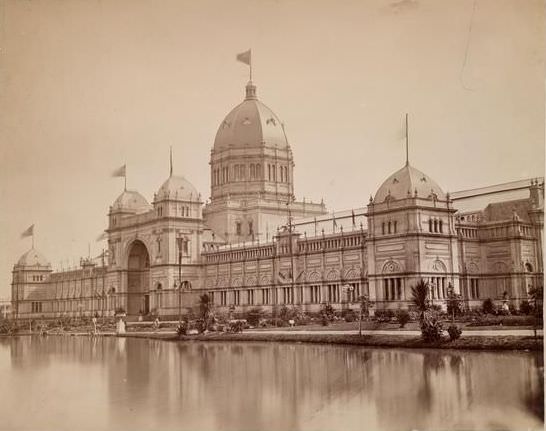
[0,0,544,298]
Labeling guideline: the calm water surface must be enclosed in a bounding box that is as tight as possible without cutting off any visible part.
[0,336,542,431]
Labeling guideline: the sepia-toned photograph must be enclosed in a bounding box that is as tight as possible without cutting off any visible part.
[0,0,544,430]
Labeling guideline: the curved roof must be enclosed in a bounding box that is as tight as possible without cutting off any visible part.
[16,248,50,268]
[156,175,199,201]
[374,164,446,203]
[213,82,289,150]
[112,190,151,213]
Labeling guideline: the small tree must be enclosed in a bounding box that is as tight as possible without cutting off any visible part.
[528,286,543,341]
[357,295,374,336]
[320,303,335,326]
[396,309,410,328]
[445,284,463,323]
[198,294,213,331]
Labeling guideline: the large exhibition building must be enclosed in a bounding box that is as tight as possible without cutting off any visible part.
[11,79,544,319]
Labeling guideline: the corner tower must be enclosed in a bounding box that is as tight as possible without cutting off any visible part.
[366,162,460,309]
[203,81,326,243]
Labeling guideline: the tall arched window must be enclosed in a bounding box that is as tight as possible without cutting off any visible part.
[256,164,261,179]
[388,221,392,234]
[439,220,443,233]
[434,219,438,233]
[250,164,255,179]
[382,222,385,235]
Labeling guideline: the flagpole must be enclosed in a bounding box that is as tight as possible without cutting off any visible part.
[405,113,409,166]
[170,146,173,177]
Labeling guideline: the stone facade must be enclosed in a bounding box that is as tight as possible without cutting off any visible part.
[10,80,544,319]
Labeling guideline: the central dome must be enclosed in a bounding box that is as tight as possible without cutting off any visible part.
[213,82,289,150]
[374,164,446,203]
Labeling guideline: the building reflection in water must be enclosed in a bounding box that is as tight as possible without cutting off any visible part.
[0,337,542,431]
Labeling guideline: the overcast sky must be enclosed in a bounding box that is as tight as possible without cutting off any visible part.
[0,0,544,297]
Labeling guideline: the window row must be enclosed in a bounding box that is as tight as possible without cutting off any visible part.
[383,278,403,301]
[31,302,42,313]
[212,163,290,185]
[235,221,253,236]
[429,277,447,299]
[381,220,398,235]
[465,278,480,299]
[210,283,363,306]
[31,275,45,282]
[428,218,443,233]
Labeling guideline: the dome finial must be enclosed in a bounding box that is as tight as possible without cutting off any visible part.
[245,81,257,100]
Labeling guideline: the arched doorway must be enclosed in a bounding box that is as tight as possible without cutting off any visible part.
[127,241,150,316]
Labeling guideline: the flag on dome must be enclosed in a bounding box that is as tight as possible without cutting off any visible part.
[236,49,251,66]
[112,164,126,178]
[21,224,34,238]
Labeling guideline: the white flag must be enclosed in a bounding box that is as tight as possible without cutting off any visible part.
[21,224,34,238]
[112,164,126,178]
[236,49,251,66]
[96,231,108,242]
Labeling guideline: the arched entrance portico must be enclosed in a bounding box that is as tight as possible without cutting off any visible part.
[126,240,150,316]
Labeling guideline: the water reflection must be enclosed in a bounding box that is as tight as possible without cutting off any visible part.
[0,336,542,431]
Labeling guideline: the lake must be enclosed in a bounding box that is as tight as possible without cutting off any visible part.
[0,336,542,430]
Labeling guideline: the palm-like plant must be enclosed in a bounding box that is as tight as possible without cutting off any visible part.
[411,279,430,313]
[411,279,444,343]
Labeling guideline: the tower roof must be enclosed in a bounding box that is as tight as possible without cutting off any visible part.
[156,175,199,202]
[374,164,446,203]
[112,190,151,213]
[16,248,50,268]
[213,82,289,150]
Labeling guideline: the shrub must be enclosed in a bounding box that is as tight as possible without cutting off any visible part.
[375,309,395,322]
[342,309,357,322]
[279,305,290,322]
[176,321,188,337]
[228,320,244,333]
[195,319,206,333]
[408,310,420,321]
[482,298,495,315]
[246,307,264,327]
[519,300,532,315]
[396,309,411,328]
[320,303,335,323]
[447,324,462,341]
[420,311,444,343]
[508,303,518,315]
